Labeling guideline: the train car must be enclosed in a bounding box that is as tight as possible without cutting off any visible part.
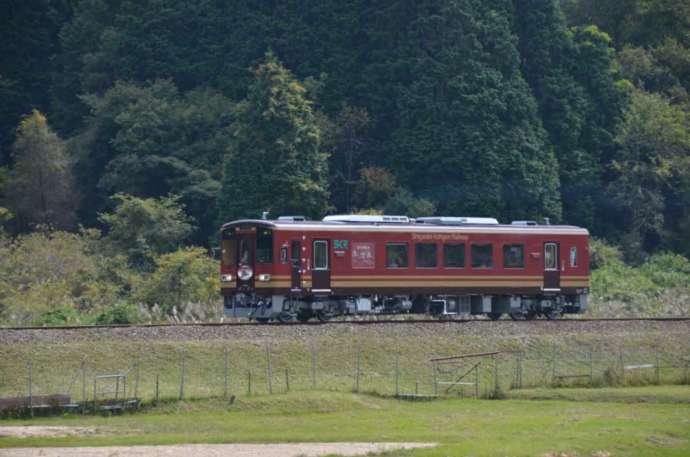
[219,215,590,322]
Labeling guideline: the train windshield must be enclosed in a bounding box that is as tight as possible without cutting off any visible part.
[221,229,237,266]
[256,228,273,263]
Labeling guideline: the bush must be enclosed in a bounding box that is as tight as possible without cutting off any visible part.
[94,302,140,325]
[32,305,87,326]
[135,247,219,313]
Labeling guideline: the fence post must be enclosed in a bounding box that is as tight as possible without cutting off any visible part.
[285,368,290,392]
[493,354,499,396]
[93,378,98,413]
[266,342,273,394]
[474,364,479,398]
[589,349,594,386]
[81,361,86,415]
[27,360,33,418]
[394,352,400,397]
[551,345,557,384]
[155,374,160,405]
[619,351,625,384]
[247,371,252,396]
[179,348,186,400]
[134,362,140,400]
[354,345,361,393]
[432,362,438,396]
[310,342,317,389]
[655,351,660,385]
[223,347,229,399]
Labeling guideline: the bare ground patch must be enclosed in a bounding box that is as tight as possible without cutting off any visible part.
[0,442,436,457]
[0,426,102,438]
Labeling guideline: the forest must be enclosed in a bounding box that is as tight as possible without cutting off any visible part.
[0,0,688,323]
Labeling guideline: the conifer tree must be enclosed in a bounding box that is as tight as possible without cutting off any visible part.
[8,110,77,229]
[217,53,330,223]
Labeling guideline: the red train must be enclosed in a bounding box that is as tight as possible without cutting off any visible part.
[219,215,590,322]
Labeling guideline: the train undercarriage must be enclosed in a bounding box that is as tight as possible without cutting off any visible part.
[223,292,587,323]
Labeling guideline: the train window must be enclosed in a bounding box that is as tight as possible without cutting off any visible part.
[444,243,465,268]
[386,243,408,268]
[280,246,288,264]
[570,247,578,267]
[503,244,525,268]
[544,243,558,270]
[415,243,437,268]
[313,240,329,270]
[221,239,236,266]
[471,243,493,269]
[256,229,273,263]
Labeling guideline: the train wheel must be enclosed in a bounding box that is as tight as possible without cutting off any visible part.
[277,312,293,323]
[488,312,502,321]
[296,310,312,323]
[316,310,334,322]
[255,317,270,324]
[525,310,537,321]
[545,309,562,320]
[509,312,525,321]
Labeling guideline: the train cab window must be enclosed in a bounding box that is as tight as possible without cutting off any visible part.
[570,247,578,267]
[415,243,437,268]
[313,240,329,270]
[503,244,525,268]
[444,243,465,268]
[386,243,408,268]
[471,243,493,269]
[221,239,236,266]
[256,229,273,263]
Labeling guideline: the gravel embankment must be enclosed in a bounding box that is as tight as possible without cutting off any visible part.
[1,319,688,344]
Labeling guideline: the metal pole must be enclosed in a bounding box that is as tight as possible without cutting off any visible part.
[551,345,557,384]
[93,378,98,413]
[155,374,160,405]
[589,349,594,386]
[395,352,400,397]
[355,345,361,393]
[81,361,86,415]
[474,365,479,398]
[266,342,273,394]
[432,363,438,396]
[285,368,290,392]
[115,375,120,401]
[493,354,499,396]
[224,347,229,399]
[179,349,186,400]
[134,363,140,399]
[311,342,317,389]
[655,352,660,385]
[247,371,252,396]
[27,360,33,418]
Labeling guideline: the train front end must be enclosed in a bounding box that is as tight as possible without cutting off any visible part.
[220,220,282,320]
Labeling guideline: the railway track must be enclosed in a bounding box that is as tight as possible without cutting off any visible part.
[2,316,689,331]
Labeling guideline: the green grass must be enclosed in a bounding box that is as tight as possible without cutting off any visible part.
[508,385,690,404]
[1,388,689,456]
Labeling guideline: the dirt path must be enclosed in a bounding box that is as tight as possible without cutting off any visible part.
[0,426,101,438]
[0,442,436,457]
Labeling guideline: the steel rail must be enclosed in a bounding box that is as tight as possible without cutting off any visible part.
[1,316,689,331]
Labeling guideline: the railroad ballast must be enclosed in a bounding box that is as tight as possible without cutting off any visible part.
[219,215,590,322]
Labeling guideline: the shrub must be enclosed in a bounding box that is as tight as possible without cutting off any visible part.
[94,302,140,325]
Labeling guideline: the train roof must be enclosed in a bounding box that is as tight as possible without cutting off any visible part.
[221,216,589,235]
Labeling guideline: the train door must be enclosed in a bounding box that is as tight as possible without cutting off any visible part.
[236,233,255,290]
[311,239,331,292]
[290,240,302,291]
[543,242,560,291]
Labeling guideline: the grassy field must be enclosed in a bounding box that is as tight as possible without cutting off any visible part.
[2,322,689,402]
[0,387,689,456]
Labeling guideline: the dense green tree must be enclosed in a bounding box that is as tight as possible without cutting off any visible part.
[516,1,628,231]
[389,0,561,221]
[608,90,690,258]
[99,194,195,268]
[0,0,71,158]
[217,53,330,223]
[7,110,77,230]
[71,79,230,241]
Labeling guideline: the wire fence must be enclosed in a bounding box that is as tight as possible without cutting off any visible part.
[3,340,689,414]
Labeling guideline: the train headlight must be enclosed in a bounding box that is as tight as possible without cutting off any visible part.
[258,274,271,282]
[237,265,253,281]
[220,274,233,283]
